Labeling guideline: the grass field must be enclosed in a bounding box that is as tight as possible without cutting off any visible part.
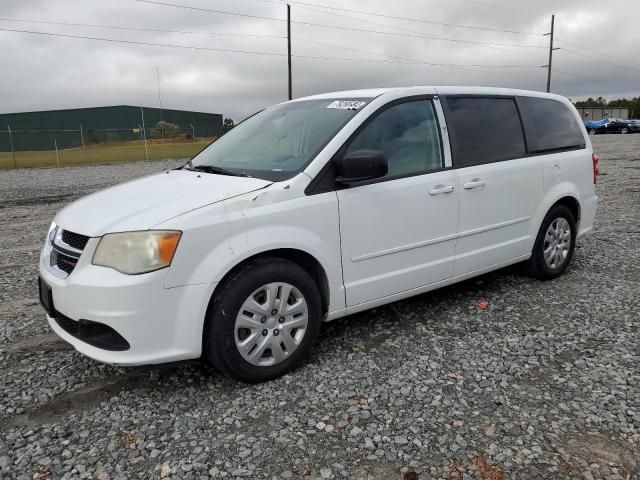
[0,138,215,169]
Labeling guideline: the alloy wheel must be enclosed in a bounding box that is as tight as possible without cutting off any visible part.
[543,218,571,269]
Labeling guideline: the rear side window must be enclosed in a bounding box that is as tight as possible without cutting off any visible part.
[517,97,586,153]
[444,97,526,167]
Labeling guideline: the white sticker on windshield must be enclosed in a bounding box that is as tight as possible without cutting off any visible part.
[327,100,367,111]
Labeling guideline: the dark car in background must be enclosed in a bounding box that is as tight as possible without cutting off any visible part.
[585,118,639,134]
[625,119,640,130]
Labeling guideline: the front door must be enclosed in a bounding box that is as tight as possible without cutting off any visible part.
[336,99,459,307]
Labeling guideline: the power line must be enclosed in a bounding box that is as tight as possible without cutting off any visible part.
[0,27,290,56]
[558,46,640,74]
[0,17,286,39]
[137,0,547,50]
[556,38,640,70]
[295,37,424,62]
[295,37,489,71]
[554,69,638,93]
[556,37,640,66]
[0,27,541,68]
[290,20,637,91]
[294,37,496,76]
[296,55,536,68]
[0,13,545,50]
[136,0,285,22]
[294,17,542,51]
[455,0,539,16]
[292,4,547,50]
[251,0,545,54]
[254,0,544,35]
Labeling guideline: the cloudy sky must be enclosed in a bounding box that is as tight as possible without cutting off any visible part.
[0,0,638,121]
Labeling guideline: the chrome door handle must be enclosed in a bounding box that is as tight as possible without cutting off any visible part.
[429,184,454,195]
[463,178,487,189]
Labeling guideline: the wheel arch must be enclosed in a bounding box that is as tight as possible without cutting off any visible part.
[529,185,583,251]
[552,195,581,225]
[207,248,331,319]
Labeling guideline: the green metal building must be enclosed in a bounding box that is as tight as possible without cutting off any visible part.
[0,105,223,151]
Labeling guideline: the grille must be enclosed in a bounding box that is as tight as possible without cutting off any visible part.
[61,230,90,250]
[50,228,89,276]
[51,249,78,274]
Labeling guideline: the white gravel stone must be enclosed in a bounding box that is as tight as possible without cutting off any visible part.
[160,464,172,478]
[0,137,638,479]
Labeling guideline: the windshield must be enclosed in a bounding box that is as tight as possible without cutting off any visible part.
[191,99,368,181]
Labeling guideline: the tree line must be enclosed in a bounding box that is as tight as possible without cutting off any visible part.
[573,97,640,118]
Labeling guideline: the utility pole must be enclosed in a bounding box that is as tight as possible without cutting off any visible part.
[79,124,85,151]
[544,15,558,93]
[156,66,164,123]
[54,139,60,167]
[287,4,292,100]
[7,124,16,168]
[140,107,149,161]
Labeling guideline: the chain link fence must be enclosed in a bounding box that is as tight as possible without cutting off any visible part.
[0,124,219,169]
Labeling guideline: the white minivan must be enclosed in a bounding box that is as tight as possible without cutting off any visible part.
[39,87,598,382]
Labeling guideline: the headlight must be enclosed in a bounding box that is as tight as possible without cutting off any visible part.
[92,230,181,274]
[47,222,58,244]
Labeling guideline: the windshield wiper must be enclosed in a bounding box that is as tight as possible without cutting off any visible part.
[187,165,248,177]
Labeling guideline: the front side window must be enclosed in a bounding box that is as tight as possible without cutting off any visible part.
[518,97,586,153]
[346,100,443,178]
[191,99,367,181]
[444,97,526,167]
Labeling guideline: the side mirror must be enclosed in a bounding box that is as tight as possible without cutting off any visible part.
[335,150,388,186]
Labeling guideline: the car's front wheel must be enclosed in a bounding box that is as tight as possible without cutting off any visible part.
[621,127,629,134]
[525,205,577,280]
[203,257,322,382]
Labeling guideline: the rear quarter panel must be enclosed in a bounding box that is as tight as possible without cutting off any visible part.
[533,146,596,242]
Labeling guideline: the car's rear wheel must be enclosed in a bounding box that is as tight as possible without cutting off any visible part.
[621,127,629,134]
[525,205,576,280]
[589,128,597,135]
[203,257,322,382]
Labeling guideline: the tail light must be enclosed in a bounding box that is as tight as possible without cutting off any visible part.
[592,153,599,184]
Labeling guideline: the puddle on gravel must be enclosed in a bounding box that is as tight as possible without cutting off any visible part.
[1,244,42,254]
[4,376,149,429]
[565,434,638,476]
[0,333,71,354]
[0,194,79,209]
[2,362,207,430]
[0,262,30,271]
[360,332,398,353]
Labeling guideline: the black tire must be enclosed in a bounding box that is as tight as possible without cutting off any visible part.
[525,205,577,281]
[621,127,629,134]
[203,257,322,383]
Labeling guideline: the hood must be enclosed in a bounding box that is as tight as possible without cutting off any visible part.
[55,169,272,237]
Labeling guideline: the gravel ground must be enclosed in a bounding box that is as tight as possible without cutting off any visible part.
[0,136,638,480]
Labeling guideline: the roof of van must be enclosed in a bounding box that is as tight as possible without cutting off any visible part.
[294,86,568,102]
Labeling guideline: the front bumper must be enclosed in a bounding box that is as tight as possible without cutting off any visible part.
[39,238,213,365]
